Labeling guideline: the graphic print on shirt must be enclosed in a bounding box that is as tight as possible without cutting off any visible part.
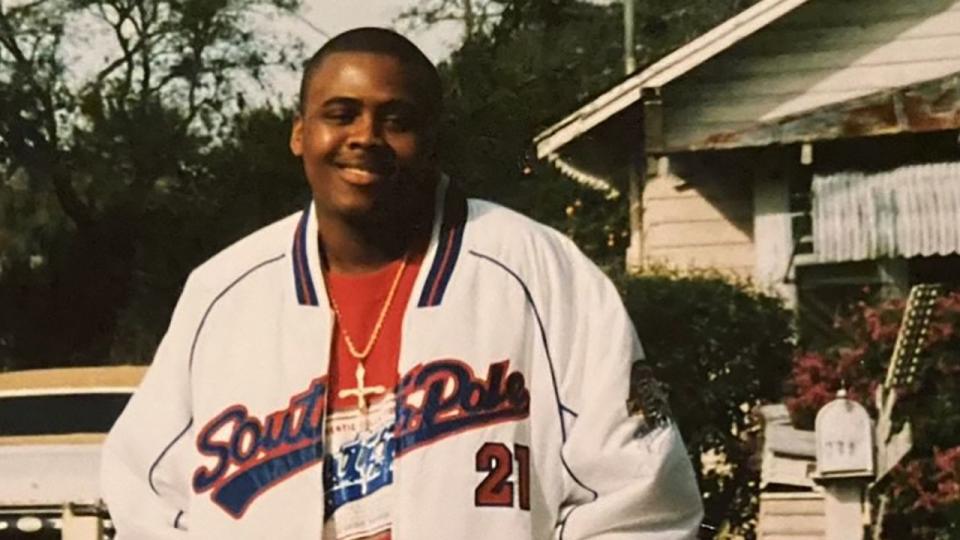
[192,360,529,519]
[323,396,397,539]
[191,377,327,518]
[393,359,530,455]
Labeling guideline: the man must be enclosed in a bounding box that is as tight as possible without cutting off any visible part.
[101,27,702,539]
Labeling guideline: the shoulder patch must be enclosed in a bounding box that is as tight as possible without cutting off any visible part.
[626,361,672,436]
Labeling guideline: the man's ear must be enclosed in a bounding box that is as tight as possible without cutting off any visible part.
[290,114,304,157]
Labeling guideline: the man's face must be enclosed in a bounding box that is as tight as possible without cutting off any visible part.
[290,52,436,222]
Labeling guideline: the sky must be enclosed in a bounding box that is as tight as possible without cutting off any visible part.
[7,0,462,105]
[262,0,462,101]
[294,0,460,63]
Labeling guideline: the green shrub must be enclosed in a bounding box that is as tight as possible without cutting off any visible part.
[617,266,795,538]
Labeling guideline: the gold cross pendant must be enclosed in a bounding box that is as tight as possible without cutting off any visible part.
[338,362,386,414]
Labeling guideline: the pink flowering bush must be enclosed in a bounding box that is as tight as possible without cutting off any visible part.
[785,290,960,538]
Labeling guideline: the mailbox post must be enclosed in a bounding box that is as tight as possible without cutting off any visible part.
[814,390,874,540]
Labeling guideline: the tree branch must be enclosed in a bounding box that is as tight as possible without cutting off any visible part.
[134,0,151,103]
[3,0,53,17]
[0,2,94,228]
[98,0,137,97]
[49,161,95,229]
[92,36,144,86]
[0,8,30,65]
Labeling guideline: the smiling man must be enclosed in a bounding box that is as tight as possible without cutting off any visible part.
[101,28,703,539]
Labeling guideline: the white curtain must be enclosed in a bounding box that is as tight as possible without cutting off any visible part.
[812,162,960,263]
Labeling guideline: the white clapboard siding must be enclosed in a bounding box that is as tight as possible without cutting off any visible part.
[643,193,753,225]
[643,172,754,275]
[689,34,960,84]
[668,58,960,122]
[662,0,960,150]
[644,244,755,277]
[758,492,826,540]
[737,10,960,57]
[645,220,753,248]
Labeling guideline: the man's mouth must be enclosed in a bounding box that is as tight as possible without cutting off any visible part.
[335,164,395,186]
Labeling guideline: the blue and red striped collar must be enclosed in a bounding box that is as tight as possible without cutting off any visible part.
[291,178,468,309]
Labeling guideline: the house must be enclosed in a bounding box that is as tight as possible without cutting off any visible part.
[534,0,960,339]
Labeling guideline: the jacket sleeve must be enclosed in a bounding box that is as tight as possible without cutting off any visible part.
[544,239,703,540]
[101,274,203,539]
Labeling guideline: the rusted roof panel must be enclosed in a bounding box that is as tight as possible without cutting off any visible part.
[679,74,960,152]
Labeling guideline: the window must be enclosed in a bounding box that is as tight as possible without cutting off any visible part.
[0,393,132,437]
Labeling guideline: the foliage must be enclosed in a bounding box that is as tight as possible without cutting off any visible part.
[0,0,302,368]
[107,106,306,362]
[432,0,629,265]
[785,290,960,539]
[618,265,795,537]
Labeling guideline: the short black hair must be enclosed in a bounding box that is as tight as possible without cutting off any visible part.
[298,27,443,121]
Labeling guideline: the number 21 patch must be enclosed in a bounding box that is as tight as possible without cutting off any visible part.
[474,442,530,510]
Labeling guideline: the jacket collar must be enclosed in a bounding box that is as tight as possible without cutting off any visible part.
[291,176,468,309]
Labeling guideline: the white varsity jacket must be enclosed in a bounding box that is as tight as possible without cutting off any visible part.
[101,178,703,539]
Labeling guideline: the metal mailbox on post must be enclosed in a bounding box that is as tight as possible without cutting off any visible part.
[814,391,875,540]
[815,393,874,479]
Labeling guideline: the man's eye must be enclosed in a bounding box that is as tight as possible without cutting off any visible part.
[322,110,355,124]
[383,115,414,131]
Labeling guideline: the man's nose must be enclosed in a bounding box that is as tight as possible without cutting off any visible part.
[347,113,384,147]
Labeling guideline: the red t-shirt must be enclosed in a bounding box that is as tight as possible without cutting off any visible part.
[325,255,421,410]
[321,251,423,540]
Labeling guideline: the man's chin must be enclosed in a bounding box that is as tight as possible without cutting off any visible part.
[310,170,435,224]
[326,193,369,214]
[327,190,394,224]
[338,202,381,223]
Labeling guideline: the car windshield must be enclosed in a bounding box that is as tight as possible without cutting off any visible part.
[0,393,132,436]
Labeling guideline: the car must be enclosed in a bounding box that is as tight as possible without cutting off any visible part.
[0,366,145,540]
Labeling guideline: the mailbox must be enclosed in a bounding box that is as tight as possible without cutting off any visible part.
[814,393,874,479]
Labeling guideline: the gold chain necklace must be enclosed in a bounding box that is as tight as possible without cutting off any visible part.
[327,255,409,360]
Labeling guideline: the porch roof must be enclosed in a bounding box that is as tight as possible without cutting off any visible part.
[533,0,812,158]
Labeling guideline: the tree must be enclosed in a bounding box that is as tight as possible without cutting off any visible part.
[107,105,307,362]
[425,0,632,267]
[398,0,503,42]
[0,0,301,367]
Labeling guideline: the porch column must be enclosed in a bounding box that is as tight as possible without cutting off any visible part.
[754,170,797,307]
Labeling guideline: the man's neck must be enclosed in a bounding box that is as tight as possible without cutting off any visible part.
[316,204,432,274]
